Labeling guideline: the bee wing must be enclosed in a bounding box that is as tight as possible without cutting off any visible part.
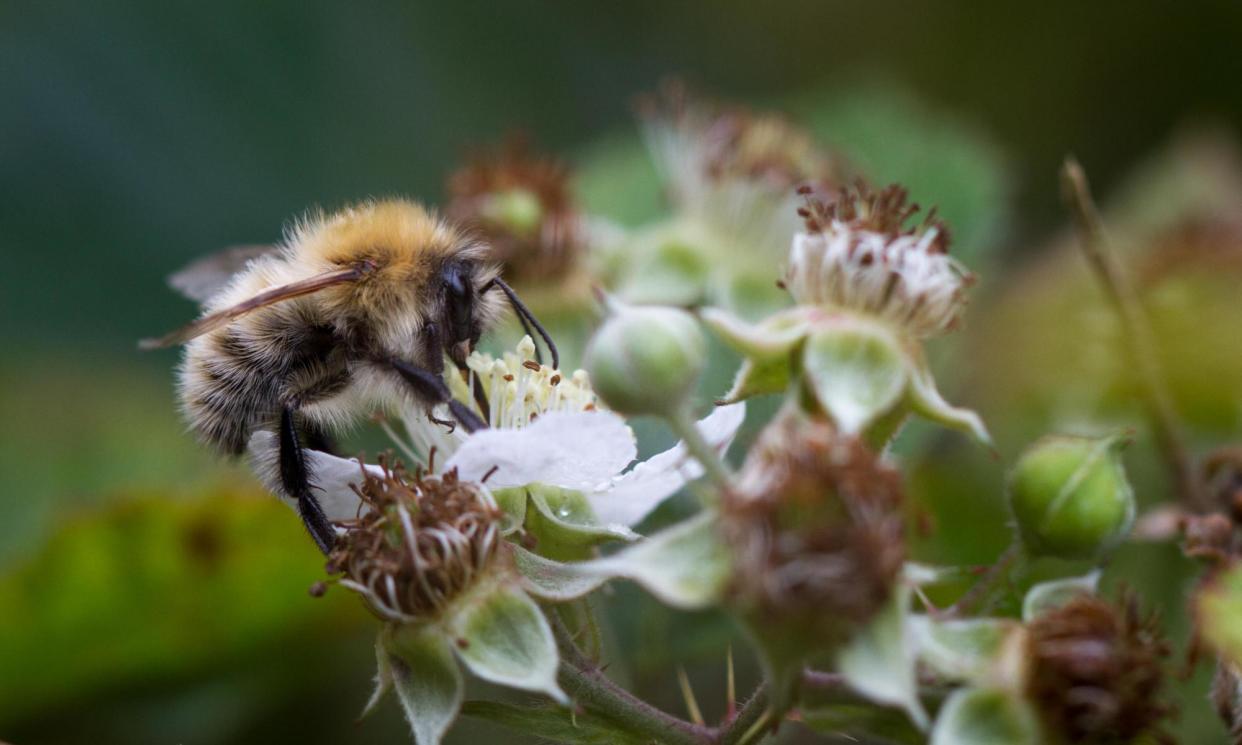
[167,244,279,303]
[139,265,366,349]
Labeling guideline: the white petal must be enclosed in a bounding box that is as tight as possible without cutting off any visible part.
[588,403,746,527]
[443,411,636,492]
[246,430,374,522]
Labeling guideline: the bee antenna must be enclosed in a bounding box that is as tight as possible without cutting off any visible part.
[493,278,559,370]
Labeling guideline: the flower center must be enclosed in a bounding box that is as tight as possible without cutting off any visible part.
[396,336,600,464]
[465,335,599,430]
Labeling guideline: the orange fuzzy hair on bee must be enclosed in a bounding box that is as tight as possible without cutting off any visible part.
[284,199,493,320]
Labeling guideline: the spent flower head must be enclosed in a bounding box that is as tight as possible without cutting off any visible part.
[327,458,502,623]
[639,80,846,207]
[787,182,974,338]
[1026,592,1172,743]
[445,135,583,286]
[723,409,906,647]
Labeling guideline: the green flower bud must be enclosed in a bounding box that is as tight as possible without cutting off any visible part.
[1008,434,1135,560]
[584,304,706,416]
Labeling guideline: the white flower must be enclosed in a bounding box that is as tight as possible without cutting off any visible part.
[609,84,850,314]
[247,337,747,531]
[786,184,974,338]
[639,84,843,257]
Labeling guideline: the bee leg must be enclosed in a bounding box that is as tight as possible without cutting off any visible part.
[279,405,335,554]
[389,359,488,433]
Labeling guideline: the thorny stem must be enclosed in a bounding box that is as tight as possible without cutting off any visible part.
[717,670,851,745]
[667,405,736,494]
[1060,159,1207,512]
[549,607,861,745]
[719,684,771,745]
[549,610,713,745]
[945,542,1022,618]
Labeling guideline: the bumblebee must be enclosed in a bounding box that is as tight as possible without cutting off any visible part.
[143,199,555,553]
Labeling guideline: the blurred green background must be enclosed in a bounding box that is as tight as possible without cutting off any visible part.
[4,1,1242,742]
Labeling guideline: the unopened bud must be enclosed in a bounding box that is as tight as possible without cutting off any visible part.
[584,303,706,416]
[1008,434,1135,560]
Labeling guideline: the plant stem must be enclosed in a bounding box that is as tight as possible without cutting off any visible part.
[549,610,713,745]
[1060,159,1206,512]
[716,670,851,745]
[667,405,735,494]
[718,684,770,745]
[946,543,1022,618]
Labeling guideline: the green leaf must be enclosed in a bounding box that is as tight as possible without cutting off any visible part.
[447,583,567,704]
[461,700,648,745]
[837,588,928,730]
[0,492,354,727]
[802,322,907,435]
[585,511,729,609]
[383,625,465,745]
[802,703,924,745]
[1021,570,1100,622]
[929,687,1042,745]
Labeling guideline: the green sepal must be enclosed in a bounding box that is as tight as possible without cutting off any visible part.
[381,624,465,745]
[801,321,907,435]
[904,346,993,447]
[1021,570,1101,622]
[491,486,529,535]
[584,510,730,609]
[929,687,1043,745]
[446,582,567,704]
[512,543,610,602]
[908,616,1028,689]
[525,485,638,560]
[837,587,929,730]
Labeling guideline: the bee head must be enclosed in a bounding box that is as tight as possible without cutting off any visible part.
[439,258,491,367]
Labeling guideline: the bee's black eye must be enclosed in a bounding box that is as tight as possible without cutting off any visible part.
[441,261,475,343]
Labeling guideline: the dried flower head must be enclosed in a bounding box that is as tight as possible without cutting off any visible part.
[722,410,905,635]
[638,81,840,194]
[637,81,849,258]
[786,182,974,337]
[446,135,582,284]
[327,458,502,623]
[1027,593,1173,744]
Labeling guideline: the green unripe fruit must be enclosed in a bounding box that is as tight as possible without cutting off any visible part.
[584,304,706,416]
[1008,434,1135,560]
